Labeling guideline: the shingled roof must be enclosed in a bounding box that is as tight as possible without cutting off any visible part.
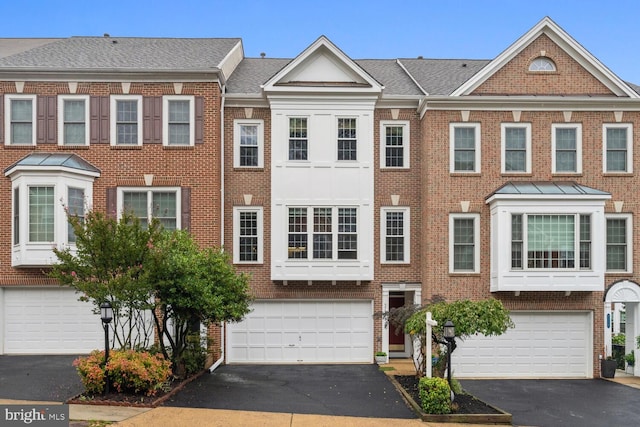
[0,36,242,71]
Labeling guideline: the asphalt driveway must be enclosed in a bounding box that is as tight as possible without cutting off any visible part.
[164,364,416,419]
[461,379,640,427]
[0,355,83,402]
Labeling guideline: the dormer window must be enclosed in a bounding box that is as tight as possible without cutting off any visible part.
[529,57,556,72]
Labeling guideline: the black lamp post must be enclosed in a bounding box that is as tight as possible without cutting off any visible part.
[443,320,456,391]
[100,301,113,394]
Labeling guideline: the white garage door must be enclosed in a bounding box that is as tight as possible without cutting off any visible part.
[227,300,373,363]
[452,311,591,378]
[2,287,103,354]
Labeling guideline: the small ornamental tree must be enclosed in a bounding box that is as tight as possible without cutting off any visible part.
[49,210,162,349]
[143,230,253,377]
[385,297,514,376]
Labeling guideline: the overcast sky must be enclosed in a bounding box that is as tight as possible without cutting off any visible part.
[3,0,640,83]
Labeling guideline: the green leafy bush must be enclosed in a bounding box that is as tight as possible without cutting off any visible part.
[74,349,172,396]
[418,377,452,414]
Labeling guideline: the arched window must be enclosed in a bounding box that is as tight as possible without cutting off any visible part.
[529,57,556,72]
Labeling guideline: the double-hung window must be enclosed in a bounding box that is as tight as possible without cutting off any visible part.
[511,213,591,270]
[381,121,409,168]
[58,95,89,146]
[449,213,479,273]
[552,124,582,173]
[234,119,264,168]
[603,124,633,173]
[287,207,357,260]
[119,188,180,230]
[450,123,480,173]
[288,118,308,160]
[233,207,263,263]
[381,208,410,263]
[66,187,85,243]
[606,214,632,272]
[501,123,531,173]
[111,95,143,146]
[29,186,54,242]
[163,96,194,146]
[5,94,36,146]
[337,118,357,161]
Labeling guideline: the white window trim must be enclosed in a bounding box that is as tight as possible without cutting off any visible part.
[162,95,195,147]
[449,123,481,173]
[449,213,480,273]
[4,94,37,146]
[233,206,263,264]
[233,119,264,168]
[603,123,633,174]
[606,213,633,273]
[501,123,531,174]
[551,123,582,174]
[110,95,143,146]
[380,207,410,264]
[380,120,410,169]
[57,95,90,146]
[116,187,181,229]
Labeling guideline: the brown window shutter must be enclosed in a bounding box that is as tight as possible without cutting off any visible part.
[0,94,3,145]
[143,96,162,144]
[181,187,191,231]
[90,96,110,144]
[195,97,204,144]
[37,96,56,144]
[106,187,117,219]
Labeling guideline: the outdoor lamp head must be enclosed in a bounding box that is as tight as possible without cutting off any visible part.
[443,320,455,340]
[100,301,113,324]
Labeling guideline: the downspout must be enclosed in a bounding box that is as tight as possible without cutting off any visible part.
[209,83,227,373]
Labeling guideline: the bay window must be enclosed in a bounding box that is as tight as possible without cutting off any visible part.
[288,206,357,260]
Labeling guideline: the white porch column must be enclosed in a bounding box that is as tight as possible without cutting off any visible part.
[425,312,437,378]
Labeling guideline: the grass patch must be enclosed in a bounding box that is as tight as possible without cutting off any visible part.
[379,366,396,372]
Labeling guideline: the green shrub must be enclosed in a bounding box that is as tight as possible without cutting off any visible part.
[180,334,208,376]
[418,377,452,414]
[74,349,172,396]
[73,351,106,395]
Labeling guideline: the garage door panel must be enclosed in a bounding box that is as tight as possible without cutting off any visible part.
[453,312,591,378]
[4,288,103,354]
[228,301,373,363]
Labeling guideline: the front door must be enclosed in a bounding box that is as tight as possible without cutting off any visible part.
[389,293,405,353]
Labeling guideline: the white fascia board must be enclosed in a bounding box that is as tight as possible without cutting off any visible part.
[451,17,638,98]
[420,95,640,112]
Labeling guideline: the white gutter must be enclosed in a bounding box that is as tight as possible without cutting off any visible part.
[208,83,227,373]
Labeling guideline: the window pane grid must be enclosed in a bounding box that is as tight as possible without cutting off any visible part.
[337,118,357,161]
[313,208,332,258]
[152,192,177,230]
[385,126,404,167]
[385,211,405,261]
[505,127,526,172]
[527,215,575,269]
[29,186,54,242]
[11,99,33,145]
[607,218,627,270]
[579,214,591,269]
[606,128,628,172]
[116,100,138,145]
[239,211,258,261]
[168,100,190,145]
[454,127,476,171]
[453,218,475,270]
[67,188,85,243]
[288,208,307,259]
[289,118,308,160]
[239,124,259,166]
[338,208,357,259]
[511,214,523,269]
[63,100,86,145]
[555,128,577,172]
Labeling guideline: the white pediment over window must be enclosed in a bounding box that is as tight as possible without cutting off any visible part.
[262,36,382,95]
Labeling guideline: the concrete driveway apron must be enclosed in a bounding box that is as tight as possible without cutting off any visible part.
[461,379,640,427]
[164,364,416,419]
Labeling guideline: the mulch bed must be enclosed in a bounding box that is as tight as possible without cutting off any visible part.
[394,375,501,415]
[66,370,204,408]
